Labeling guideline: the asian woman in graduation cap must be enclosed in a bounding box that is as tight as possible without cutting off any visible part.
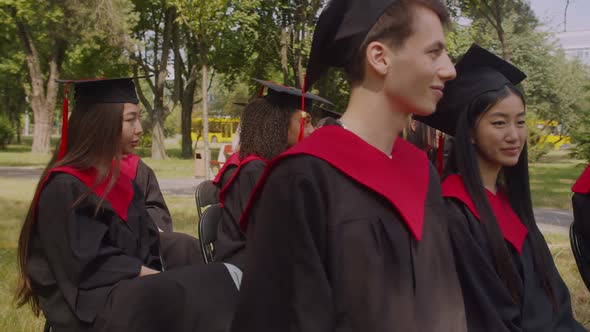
[571,165,590,292]
[15,77,239,332]
[214,78,332,269]
[417,44,585,331]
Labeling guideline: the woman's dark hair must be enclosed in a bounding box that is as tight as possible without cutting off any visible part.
[15,102,125,315]
[239,97,296,160]
[445,85,558,308]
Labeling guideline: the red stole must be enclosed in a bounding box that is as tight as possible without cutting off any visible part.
[442,174,528,254]
[34,163,134,222]
[213,152,241,185]
[572,165,590,194]
[120,153,140,180]
[239,125,430,241]
[219,155,266,207]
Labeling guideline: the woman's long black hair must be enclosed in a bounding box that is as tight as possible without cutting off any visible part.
[445,84,558,308]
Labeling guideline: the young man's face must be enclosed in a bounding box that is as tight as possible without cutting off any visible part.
[383,5,456,116]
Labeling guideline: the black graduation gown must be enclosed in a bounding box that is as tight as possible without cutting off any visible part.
[572,165,590,290]
[230,125,467,332]
[134,159,173,232]
[214,157,266,269]
[213,152,241,190]
[28,172,238,332]
[443,175,585,332]
[123,155,203,268]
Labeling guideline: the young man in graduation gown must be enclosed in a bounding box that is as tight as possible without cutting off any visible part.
[417,44,585,331]
[16,77,239,332]
[572,165,590,291]
[230,1,467,331]
[214,79,331,269]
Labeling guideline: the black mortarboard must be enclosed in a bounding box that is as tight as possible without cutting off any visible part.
[57,76,147,105]
[305,0,398,88]
[253,78,333,106]
[252,78,334,142]
[55,76,149,159]
[310,106,342,124]
[415,44,527,136]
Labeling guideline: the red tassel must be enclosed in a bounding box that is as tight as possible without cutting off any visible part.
[298,75,307,142]
[257,84,265,97]
[437,131,444,177]
[57,84,69,160]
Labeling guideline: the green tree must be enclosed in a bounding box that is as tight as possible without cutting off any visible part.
[174,0,259,176]
[1,0,136,154]
[569,85,590,162]
[131,0,177,160]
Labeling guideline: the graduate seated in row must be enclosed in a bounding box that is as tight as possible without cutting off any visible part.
[214,79,331,269]
[571,164,590,292]
[418,44,585,331]
[230,0,468,331]
[15,77,238,332]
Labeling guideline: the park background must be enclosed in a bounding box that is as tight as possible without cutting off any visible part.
[0,0,589,330]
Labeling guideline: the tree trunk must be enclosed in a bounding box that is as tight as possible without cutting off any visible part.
[202,63,211,180]
[280,9,289,85]
[498,29,511,62]
[181,65,198,159]
[13,10,64,154]
[151,113,167,160]
[149,6,175,160]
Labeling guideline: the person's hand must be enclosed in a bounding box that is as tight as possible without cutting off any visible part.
[139,266,160,277]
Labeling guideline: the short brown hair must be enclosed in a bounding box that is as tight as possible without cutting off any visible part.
[345,0,450,84]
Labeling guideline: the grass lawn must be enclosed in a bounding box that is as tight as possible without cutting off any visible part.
[529,151,586,210]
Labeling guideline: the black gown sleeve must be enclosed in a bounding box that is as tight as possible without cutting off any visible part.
[445,198,521,332]
[238,160,265,210]
[573,193,590,246]
[37,176,144,290]
[136,160,173,232]
[215,160,265,269]
[230,169,333,332]
[572,192,590,291]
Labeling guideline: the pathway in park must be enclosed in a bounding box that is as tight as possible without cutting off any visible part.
[0,166,574,234]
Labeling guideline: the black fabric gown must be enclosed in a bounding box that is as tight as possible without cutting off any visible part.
[230,125,467,332]
[134,159,173,232]
[125,156,202,268]
[28,172,238,332]
[573,192,590,291]
[443,175,585,332]
[214,157,266,270]
[572,165,590,291]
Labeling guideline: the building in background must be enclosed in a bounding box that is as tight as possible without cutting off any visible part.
[555,30,590,65]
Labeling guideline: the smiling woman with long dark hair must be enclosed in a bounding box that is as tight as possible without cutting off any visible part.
[15,77,238,332]
[419,44,584,331]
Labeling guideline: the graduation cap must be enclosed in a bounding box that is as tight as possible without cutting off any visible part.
[253,78,334,142]
[310,105,342,125]
[253,78,333,106]
[305,0,398,89]
[55,76,150,160]
[415,44,527,137]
